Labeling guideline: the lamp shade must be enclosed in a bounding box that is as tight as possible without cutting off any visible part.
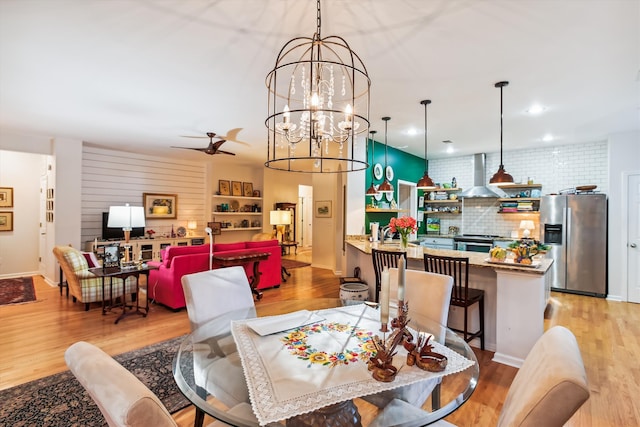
[107,204,145,230]
[520,220,535,237]
[187,220,197,230]
[270,210,291,226]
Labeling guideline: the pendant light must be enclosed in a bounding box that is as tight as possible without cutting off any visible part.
[490,81,514,184]
[416,99,436,189]
[366,130,379,196]
[377,117,394,194]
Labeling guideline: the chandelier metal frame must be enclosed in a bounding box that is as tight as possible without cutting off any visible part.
[265,0,371,173]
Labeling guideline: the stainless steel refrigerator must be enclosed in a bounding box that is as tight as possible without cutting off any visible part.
[539,194,607,297]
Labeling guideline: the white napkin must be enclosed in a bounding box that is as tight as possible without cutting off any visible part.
[245,310,324,336]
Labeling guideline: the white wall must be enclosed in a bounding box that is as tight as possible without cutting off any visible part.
[81,146,207,243]
[607,131,640,301]
[0,150,44,278]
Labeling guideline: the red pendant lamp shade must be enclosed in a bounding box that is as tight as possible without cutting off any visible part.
[490,81,514,184]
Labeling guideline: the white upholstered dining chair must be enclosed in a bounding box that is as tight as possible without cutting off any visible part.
[365,268,454,410]
[65,341,178,427]
[373,326,590,427]
[181,267,258,426]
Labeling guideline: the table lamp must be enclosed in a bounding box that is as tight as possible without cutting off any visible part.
[187,219,198,236]
[270,210,291,243]
[520,220,535,238]
[108,204,145,263]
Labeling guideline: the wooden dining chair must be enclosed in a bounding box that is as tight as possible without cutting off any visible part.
[424,253,485,350]
[371,248,408,303]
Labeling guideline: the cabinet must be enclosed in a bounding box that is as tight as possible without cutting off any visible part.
[85,236,205,263]
[212,195,263,232]
[495,184,542,214]
[422,188,462,215]
[420,237,455,250]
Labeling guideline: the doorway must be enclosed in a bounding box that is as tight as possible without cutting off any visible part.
[627,173,640,303]
[397,180,418,239]
[298,185,313,248]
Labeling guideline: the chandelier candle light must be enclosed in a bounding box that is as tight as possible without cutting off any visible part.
[265,0,371,173]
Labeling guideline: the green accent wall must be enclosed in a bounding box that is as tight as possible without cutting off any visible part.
[365,139,427,235]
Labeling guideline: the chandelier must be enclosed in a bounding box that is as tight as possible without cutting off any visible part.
[265,0,371,173]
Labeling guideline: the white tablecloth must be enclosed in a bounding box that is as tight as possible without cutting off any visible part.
[231,304,474,425]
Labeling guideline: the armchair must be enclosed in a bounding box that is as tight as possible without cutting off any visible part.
[53,245,136,311]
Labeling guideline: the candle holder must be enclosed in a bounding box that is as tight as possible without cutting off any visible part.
[370,300,413,382]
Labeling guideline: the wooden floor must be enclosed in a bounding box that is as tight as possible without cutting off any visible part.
[1,249,639,426]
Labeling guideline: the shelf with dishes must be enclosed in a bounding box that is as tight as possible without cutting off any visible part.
[212,211,262,216]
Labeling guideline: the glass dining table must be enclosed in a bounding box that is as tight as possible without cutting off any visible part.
[173,298,479,427]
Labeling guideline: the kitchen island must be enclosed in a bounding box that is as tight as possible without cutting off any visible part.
[345,238,553,368]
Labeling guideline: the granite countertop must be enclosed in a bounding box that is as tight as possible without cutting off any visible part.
[345,239,552,275]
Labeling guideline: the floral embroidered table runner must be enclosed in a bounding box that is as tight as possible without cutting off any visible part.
[231,304,475,425]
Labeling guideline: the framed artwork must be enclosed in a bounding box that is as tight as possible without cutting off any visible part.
[0,211,13,231]
[103,244,121,268]
[231,181,243,196]
[143,193,178,219]
[243,182,253,197]
[0,187,13,208]
[315,200,332,218]
[252,189,261,197]
[418,195,425,208]
[219,180,230,196]
[207,221,222,235]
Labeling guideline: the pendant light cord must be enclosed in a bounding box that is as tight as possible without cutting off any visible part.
[421,100,431,172]
[382,117,390,170]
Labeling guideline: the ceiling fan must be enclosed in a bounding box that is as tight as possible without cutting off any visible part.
[171,132,236,156]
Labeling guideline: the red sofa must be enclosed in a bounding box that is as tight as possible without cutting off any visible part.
[147,240,282,310]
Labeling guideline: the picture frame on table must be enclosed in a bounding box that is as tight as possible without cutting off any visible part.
[243,182,253,197]
[143,193,178,219]
[219,180,231,196]
[315,200,332,218]
[0,187,13,208]
[231,181,243,196]
[0,211,13,231]
[103,244,121,268]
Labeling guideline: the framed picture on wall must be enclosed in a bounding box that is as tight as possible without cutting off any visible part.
[243,182,253,197]
[219,180,230,196]
[231,181,243,196]
[0,187,13,208]
[143,193,178,219]
[0,211,13,231]
[315,200,332,218]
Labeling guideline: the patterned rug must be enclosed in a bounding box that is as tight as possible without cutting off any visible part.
[281,259,311,270]
[0,276,37,306]
[0,336,190,426]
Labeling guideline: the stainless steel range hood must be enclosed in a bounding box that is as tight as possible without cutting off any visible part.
[459,153,507,198]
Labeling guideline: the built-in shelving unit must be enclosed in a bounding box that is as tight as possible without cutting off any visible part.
[365,208,409,213]
[422,187,462,214]
[212,194,263,230]
[495,184,543,213]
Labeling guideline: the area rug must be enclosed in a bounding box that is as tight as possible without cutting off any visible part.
[0,276,36,306]
[281,259,311,270]
[0,336,190,426]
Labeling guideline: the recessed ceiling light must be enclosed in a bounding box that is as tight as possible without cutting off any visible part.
[526,104,546,115]
[446,146,454,154]
[407,128,418,136]
[542,134,554,142]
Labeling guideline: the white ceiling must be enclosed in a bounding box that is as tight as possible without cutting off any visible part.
[1,0,638,167]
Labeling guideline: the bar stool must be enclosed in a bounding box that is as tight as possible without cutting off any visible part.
[423,253,485,350]
[371,249,407,303]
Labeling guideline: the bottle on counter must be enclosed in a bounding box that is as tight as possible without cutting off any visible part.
[452,177,457,188]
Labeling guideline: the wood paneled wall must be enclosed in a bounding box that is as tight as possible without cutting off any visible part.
[80,147,207,243]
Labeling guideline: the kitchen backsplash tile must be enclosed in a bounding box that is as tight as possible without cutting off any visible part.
[424,141,607,238]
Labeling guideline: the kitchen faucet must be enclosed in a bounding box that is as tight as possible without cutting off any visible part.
[380,226,393,242]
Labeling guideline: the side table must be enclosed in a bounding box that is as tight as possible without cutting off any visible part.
[280,241,298,255]
[90,265,158,324]
[212,251,271,300]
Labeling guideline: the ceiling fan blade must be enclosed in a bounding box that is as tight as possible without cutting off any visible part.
[215,150,236,156]
[170,146,209,152]
[219,128,250,147]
